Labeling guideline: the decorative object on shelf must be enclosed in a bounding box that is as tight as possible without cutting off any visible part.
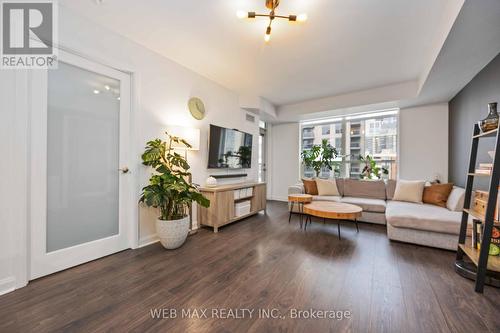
[301,139,339,178]
[205,176,217,187]
[139,132,210,249]
[478,102,498,132]
[237,0,307,43]
[359,154,389,180]
[188,97,206,120]
[471,189,500,221]
[472,219,481,248]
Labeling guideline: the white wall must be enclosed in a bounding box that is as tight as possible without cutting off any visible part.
[0,5,259,294]
[0,72,15,294]
[399,103,449,182]
[0,70,29,294]
[268,123,300,201]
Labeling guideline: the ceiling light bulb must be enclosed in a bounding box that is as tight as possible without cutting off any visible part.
[236,10,247,19]
[264,26,272,43]
[297,13,308,22]
[104,85,110,90]
[117,96,120,100]
[93,89,100,94]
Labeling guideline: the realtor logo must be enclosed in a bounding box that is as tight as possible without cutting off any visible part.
[1,0,57,68]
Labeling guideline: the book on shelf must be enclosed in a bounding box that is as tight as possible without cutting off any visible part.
[472,219,481,248]
[476,223,500,256]
[475,168,492,174]
[479,163,493,169]
[475,161,494,175]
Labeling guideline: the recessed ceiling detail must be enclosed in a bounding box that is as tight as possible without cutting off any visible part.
[237,0,307,43]
[59,0,470,108]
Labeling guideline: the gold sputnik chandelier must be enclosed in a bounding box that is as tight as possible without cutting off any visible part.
[237,0,307,43]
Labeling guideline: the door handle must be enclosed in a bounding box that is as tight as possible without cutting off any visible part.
[119,167,129,174]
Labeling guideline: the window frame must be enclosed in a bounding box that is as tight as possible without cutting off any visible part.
[299,110,399,180]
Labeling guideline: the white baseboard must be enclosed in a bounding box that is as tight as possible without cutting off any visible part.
[138,234,159,248]
[138,221,199,248]
[0,277,16,296]
[269,196,287,202]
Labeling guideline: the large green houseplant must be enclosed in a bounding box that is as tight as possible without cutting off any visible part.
[301,139,339,177]
[140,132,209,249]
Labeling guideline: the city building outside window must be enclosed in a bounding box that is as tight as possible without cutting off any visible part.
[300,110,398,179]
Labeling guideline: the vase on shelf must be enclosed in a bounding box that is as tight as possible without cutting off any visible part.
[478,102,499,132]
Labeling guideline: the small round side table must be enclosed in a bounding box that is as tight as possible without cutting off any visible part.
[288,194,313,228]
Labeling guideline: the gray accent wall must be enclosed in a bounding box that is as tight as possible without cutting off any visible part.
[449,53,500,187]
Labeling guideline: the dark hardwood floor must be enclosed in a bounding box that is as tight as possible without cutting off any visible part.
[1,201,499,333]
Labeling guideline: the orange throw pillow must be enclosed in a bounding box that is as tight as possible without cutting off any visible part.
[423,183,454,208]
[302,178,318,195]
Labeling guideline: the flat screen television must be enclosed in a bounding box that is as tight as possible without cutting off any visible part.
[208,124,253,169]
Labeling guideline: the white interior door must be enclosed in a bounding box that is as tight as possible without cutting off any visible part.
[30,50,132,279]
[258,128,267,182]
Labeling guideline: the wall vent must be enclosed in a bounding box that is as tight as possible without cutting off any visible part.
[246,113,256,123]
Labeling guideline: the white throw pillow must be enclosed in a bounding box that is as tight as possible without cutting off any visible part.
[446,186,465,211]
[315,178,340,196]
[393,180,425,204]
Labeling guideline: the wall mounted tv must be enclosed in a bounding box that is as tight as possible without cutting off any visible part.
[208,124,253,169]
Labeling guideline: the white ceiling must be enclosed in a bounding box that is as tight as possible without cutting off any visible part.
[59,0,459,107]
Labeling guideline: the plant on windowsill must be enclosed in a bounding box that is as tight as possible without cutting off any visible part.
[140,132,210,249]
[359,154,388,180]
[301,139,339,178]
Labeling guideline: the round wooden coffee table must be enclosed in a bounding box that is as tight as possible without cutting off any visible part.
[303,201,362,239]
[288,194,313,227]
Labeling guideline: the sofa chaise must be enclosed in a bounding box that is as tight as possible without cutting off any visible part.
[288,179,465,251]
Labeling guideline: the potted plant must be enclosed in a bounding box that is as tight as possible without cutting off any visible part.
[140,132,210,249]
[301,139,339,177]
[359,154,388,180]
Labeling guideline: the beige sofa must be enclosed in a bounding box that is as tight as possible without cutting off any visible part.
[288,179,465,251]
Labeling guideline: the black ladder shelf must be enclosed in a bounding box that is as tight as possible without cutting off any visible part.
[455,124,500,293]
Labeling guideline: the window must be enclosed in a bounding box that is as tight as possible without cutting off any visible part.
[300,110,398,179]
[334,137,341,153]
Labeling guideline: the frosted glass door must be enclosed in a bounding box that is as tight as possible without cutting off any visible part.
[30,50,131,279]
[47,62,120,252]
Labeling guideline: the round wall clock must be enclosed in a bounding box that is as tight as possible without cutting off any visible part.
[188,97,206,120]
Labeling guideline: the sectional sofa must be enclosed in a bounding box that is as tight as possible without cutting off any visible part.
[288,179,466,250]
